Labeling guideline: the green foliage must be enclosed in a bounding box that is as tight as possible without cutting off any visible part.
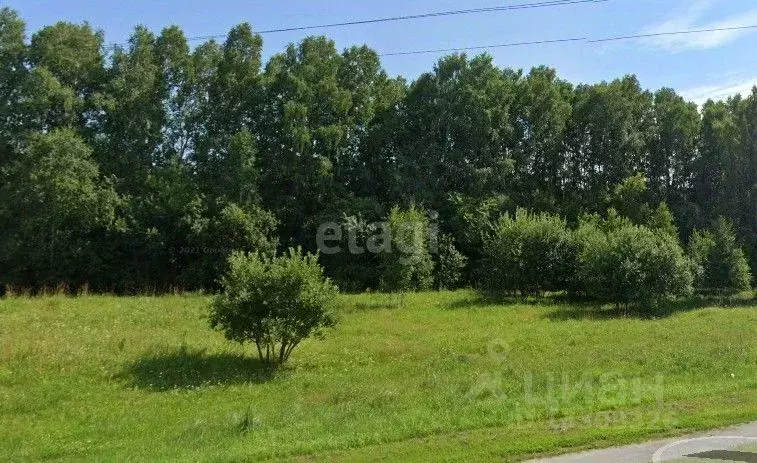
[579,208,632,234]
[180,202,278,289]
[0,129,119,288]
[380,206,435,292]
[608,175,678,237]
[610,173,651,224]
[2,8,757,294]
[578,223,693,307]
[0,8,27,153]
[434,234,468,290]
[482,209,578,295]
[689,218,752,294]
[447,193,511,256]
[564,77,654,214]
[28,21,105,91]
[649,88,700,203]
[393,54,517,209]
[318,210,384,293]
[209,249,338,364]
[646,202,679,238]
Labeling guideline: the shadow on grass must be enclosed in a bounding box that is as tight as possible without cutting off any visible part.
[442,290,757,319]
[444,292,579,310]
[119,347,278,391]
[545,295,757,321]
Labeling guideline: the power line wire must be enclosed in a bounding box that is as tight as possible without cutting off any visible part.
[586,24,757,43]
[381,37,588,56]
[185,0,610,42]
[378,24,757,56]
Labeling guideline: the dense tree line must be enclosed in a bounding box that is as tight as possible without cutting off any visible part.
[0,8,755,293]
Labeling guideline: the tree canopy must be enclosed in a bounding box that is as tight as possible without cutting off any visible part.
[0,8,755,292]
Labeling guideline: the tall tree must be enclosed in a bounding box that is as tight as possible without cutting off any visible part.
[26,21,106,136]
[511,66,573,211]
[1,8,754,291]
[0,8,27,163]
[394,54,518,209]
[564,76,654,216]
[193,24,262,188]
[0,129,119,289]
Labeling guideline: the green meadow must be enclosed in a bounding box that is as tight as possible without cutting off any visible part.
[3,291,757,462]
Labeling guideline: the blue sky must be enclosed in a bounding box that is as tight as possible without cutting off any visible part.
[6,0,757,104]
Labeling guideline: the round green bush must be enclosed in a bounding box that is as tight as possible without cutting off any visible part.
[482,209,578,295]
[688,217,752,295]
[578,224,693,308]
[209,248,339,365]
[380,205,435,292]
[435,234,468,290]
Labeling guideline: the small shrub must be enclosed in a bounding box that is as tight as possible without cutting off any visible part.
[568,220,606,297]
[482,209,578,295]
[435,234,467,290]
[209,248,339,365]
[578,223,693,308]
[688,217,752,295]
[380,205,434,292]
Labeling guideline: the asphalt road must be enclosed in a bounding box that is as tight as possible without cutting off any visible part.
[527,422,757,462]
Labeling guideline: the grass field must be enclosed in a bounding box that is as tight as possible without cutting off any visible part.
[2,291,757,462]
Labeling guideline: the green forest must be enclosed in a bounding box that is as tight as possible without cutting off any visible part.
[1,7,755,293]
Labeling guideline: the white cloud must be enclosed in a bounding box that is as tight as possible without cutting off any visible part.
[680,77,757,105]
[642,0,757,51]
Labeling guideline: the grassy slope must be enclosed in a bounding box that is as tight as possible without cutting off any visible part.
[2,291,757,462]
